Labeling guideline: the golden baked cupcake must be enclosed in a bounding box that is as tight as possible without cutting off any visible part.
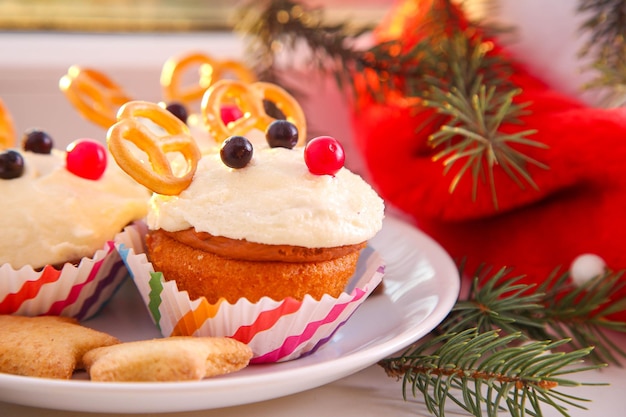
[0,106,149,319]
[110,82,385,362]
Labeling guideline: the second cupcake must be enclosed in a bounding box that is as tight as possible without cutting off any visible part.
[0,101,150,320]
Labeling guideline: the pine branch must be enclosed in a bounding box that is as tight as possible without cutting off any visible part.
[425,82,545,208]
[380,329,605,417]
[234,0,372,88]
[392,28,547,208]
[577,0,626,106]
[378,266,626,416]
[440,269,547,337]
[535,270,626,365]
[441,267,626,365]
[578,0,626,64]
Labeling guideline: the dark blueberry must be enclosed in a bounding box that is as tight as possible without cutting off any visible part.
[23,129,53,154]
[220,136,253,169]
[0,150,24,179]
[165,102,188,124]
[265,120,299,149]
[263,99,286,120]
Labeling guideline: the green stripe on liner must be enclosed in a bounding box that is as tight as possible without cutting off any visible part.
[148,272,164,331]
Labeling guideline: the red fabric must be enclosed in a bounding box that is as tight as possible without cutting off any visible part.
[351,0,626,319]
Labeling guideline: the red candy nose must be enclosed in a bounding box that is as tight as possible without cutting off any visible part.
[220,104,244,125]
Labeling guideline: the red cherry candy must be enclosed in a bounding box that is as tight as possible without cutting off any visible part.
[220,104,244,125]
[304,136,345,176]
[66,139,107,180]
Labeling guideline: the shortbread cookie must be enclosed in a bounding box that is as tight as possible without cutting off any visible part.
[0,315,120,379]
[83,336,253,382]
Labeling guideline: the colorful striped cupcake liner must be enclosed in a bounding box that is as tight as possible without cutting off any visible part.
[116,223,385,363]
[0,239,129,321]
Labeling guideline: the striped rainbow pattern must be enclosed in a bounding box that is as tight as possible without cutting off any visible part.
[0,241,129,320]
[116,225,385,363]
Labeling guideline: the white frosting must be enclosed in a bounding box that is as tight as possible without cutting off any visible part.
[148,146,385,248]
[0,149,149,269]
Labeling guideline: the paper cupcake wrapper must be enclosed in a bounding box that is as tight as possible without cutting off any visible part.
[0,237,130,321]
[116,223,386,363]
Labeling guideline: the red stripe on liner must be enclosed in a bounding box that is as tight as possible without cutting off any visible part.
[45,242,115,316]
[230,297,303,344]
[0,265,62,313]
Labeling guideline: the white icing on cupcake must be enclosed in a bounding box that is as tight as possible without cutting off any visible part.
[148,145,384,248]
[0,148,149,269]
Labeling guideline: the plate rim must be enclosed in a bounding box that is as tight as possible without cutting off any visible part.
[0,215,460,413]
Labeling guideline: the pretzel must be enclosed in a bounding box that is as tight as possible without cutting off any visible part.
[160,52,257,107]
[0,98,15,150]
[107,101,201,195]
[60,66,133,129]
[201,80,307,145]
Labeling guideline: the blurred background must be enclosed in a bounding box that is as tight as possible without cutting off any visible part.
[0,0,392,32]
[0,0,586,174]
[0,0,394,172]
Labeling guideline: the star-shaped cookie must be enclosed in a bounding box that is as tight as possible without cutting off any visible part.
[0,315,120,379]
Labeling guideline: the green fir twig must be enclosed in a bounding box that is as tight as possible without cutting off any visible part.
[442,267,626,365]
[535,270,626,365]
[380,329,604,417]
[369,29,548,209]
[578,0,626,106]
[424,82,545,209]
[380,267,626,416]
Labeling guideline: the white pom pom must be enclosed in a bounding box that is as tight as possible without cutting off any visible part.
[570,254,607,286]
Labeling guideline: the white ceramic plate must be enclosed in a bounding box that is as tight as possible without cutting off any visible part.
[0,216,460,413]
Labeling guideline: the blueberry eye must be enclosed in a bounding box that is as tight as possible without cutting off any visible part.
[23,129,53,154]
[0,150,24,179]
[165,102,188,124]
[265,120,298,149]
[220,136,253,169]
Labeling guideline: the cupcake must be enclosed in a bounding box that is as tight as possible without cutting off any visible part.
[110,82,385,362]
[0,123,149,320]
